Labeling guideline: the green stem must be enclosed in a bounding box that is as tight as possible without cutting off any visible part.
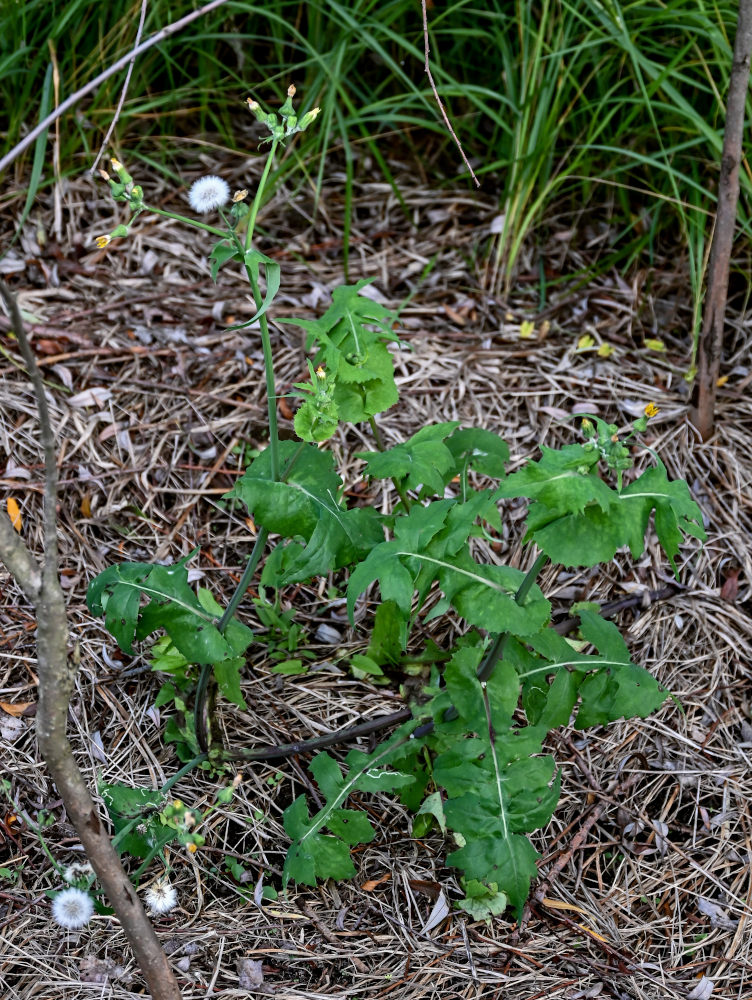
[250,270,281,482]
[143,203,226,238]
[368,415,411,512]
[476,550,548,685]
[245,140,279,251]
[195,443,306,751]
[218,528,269,633]
[240,141,282,482]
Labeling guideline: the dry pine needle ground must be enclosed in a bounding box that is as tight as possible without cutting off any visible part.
[1,143,751,999]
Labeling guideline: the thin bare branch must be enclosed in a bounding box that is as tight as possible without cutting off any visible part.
[0,279,182,999]
[0,0,232,177]
[420,0,480,188]
[90,0,149,175]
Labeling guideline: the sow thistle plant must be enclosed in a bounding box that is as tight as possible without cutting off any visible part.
[88,88,706,922]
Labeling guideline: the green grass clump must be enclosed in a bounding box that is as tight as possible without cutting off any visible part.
[3,0,751,347]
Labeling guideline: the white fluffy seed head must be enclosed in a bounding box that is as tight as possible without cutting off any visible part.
[188,175,230,214]
[62,861,94,884]
[51,888,94,929]
[144,879,178,915]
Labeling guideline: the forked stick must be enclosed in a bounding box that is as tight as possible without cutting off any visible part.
[0,280,182,1000]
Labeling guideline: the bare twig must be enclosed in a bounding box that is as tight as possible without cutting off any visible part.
[690,0,752,440]
[0,0,232,177]
[90,0,149,175]
[420,0,480,188]
[0,280,182,1000]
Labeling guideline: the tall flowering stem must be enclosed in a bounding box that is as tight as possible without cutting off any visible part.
[244,138,281,483]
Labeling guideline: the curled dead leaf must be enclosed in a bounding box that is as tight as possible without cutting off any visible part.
[361,873,391,892]
[1,700,35,717]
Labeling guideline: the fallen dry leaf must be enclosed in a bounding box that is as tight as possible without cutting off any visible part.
[68,387,112,409]
[6,497,22,532]
[443,304,466,326]
[79,956,129,985]
[0,700,35,717]
[720,568,740,603]
[361,872,391,891]
[237,958,265,990]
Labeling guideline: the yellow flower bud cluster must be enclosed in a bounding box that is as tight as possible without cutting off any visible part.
[94,157,144,248]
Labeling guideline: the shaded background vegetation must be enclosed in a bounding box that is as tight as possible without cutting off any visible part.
[3,0,752,357]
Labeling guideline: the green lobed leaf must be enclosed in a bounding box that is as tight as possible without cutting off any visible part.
[447,833,540,922]
[357,422,460,496]
[293,396,339,442]
[505,448,705,572]
[88,561,252,667]
[280,279,399,423]
[282,723,420,888]
[346,496,550,635]
[456,879,508,922]
[524,500,645,567]
[332,345,399,422]
[224,249,281,327]
[100,782,174,860]
[427,652,559,918]
[620,460,706,575]
[505,609,669,728]
[496,443,609,513]
[446,427,510,479]
[358,424,511,499]
[228,441,384,584]
[208,240,241,282]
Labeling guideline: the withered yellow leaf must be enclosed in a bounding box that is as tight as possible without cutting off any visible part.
[6,498,22,532]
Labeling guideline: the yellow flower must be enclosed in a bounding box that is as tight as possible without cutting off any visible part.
[315,366,326,379]
[110,157,122,172]
[644,402,660,418]
[187,842,198,854]
[95,235,111,249]
[233,189,248,203]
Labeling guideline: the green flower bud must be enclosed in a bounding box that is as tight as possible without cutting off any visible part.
[280,84,296,119]
[297,107,321,131]
[246,98,267,122]
[110,157,133,186]
[108,179,128,201]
